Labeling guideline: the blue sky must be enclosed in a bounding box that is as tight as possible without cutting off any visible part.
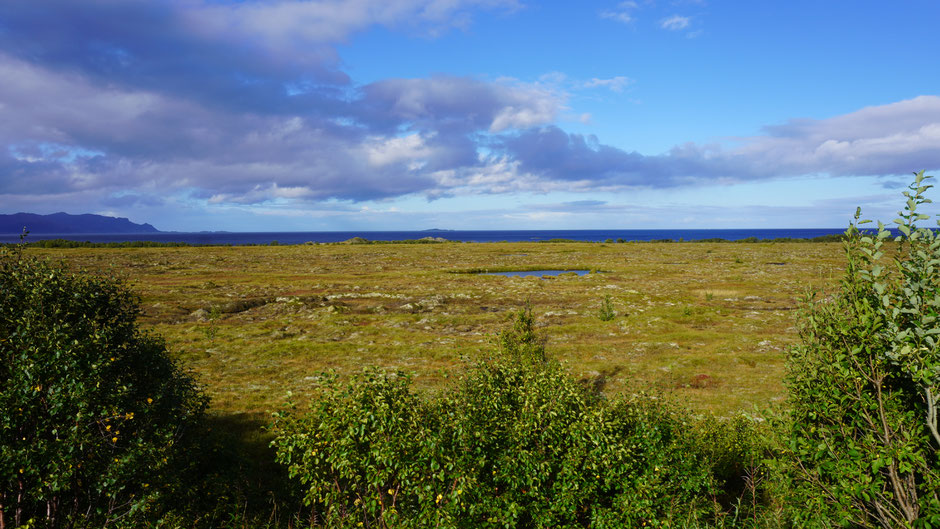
[2,0,939,232]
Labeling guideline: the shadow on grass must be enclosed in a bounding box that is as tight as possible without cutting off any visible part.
[578,365,623,397]
[169,412,306,528]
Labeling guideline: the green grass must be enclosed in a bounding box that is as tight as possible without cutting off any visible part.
[30,241,846,417]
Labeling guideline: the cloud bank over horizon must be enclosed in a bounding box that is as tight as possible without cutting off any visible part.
[1,0,939,230]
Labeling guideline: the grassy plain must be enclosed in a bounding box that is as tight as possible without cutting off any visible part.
[30,240,846,417]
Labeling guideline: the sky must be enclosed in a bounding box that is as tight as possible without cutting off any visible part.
[2,0,940,232]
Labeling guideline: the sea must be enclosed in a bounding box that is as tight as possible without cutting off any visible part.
[0,228,851,245]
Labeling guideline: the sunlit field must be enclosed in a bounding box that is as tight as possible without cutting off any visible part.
[32,240,846,417]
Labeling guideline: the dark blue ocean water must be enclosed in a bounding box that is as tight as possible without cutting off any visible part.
[1,228,851,245]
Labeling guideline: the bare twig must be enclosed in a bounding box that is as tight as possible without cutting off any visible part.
[875,380,917,523]
[926,387,940,449]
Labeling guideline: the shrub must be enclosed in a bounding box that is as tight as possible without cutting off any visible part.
[0,247,208,527]
[272,307,750,528]
[783,171,940,527]
[495,304,546,364]
[598,294,616,321]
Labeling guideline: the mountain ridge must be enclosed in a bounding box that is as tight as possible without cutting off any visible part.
[0,212,160,234]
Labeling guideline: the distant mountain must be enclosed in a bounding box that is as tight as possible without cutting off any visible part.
[0,212,160,234]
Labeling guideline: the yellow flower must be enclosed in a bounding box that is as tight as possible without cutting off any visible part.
[106,425,111,431]
[388,489,395,495]
[112,436,118,442]
[436,493,443,504]
[19,468,23,474]
[147,398,153,404]
[125,412,134,420]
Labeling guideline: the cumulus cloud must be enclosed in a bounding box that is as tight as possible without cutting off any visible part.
[0,0,519,114]
[490,97,940,192]
[499,127,667,187]
[700,96,940,179]
[357,76,562,133]
[0,0,561,204]
[0,49,430,201]
[363,134,434,168]
[0,68,557,202]
[0,1,355,114]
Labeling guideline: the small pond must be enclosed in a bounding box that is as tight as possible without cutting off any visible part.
[479,269,591,278]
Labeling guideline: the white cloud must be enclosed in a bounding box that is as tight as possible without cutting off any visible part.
[600,1,639,24]
[601,10,634,23]
[723,95,940,178]
[363,133,434,167]
[488,84,563,132]
[490,104,555,132]
[208,183,317,205]
[582,76,634,92]
[660,15,691,30]
[499,96,940,191]
[426,156,525,194]
[0,48,570,203]
[362,76,563,133]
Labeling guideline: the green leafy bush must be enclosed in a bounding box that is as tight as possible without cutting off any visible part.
[272,307,761,528]
[0,248,208,527]
[783,171,940,527]
[598,294,616,321]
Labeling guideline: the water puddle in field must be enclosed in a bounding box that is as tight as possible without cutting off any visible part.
[479,269,590,278]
